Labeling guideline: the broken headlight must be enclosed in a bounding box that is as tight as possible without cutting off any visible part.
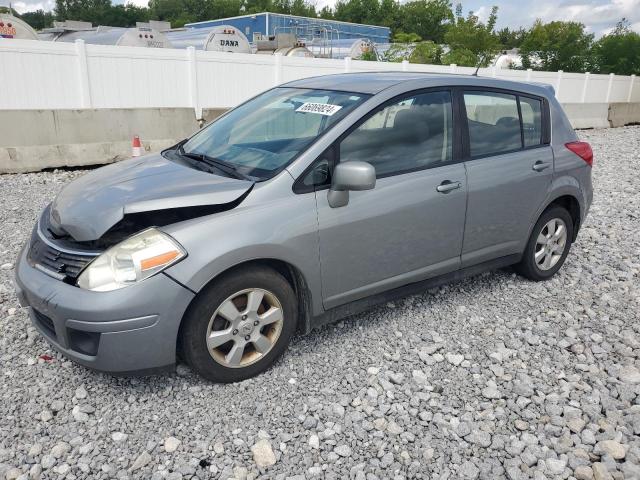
[77,228,186,292]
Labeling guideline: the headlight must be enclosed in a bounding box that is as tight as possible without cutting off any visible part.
[77,228,186,292]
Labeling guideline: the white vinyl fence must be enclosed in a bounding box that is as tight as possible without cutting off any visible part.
[1,38,638,118]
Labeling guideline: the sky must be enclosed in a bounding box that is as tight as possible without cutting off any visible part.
[8,0,640,37]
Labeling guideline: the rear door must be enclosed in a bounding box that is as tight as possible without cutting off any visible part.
[461,90,553,266]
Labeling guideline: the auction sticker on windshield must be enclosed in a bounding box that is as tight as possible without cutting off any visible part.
[296,102,343,116]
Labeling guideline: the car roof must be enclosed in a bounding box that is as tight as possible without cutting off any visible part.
[281,72,554,98]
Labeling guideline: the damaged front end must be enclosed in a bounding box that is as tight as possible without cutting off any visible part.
[28,153,255,285]
[28,193,251,285]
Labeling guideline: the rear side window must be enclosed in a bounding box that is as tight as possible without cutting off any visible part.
[340,90,453,178]
[520,96,543,147]
[464,92,521,157]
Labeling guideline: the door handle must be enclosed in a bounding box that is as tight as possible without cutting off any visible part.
[436,180,462,193]
[532,161,551,172]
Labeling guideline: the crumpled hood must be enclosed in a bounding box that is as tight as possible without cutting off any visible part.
[50,153,253,241]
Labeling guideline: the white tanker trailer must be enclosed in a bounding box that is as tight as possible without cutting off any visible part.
[0,13,39,41]
[40,21,172,48]
[255,33,313,57]
[165,25,251,53]
[309,38,374,59]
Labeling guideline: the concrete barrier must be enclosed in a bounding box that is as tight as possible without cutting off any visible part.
[608,103,640,127]
[0,108,207,173]
[561,103,610,129]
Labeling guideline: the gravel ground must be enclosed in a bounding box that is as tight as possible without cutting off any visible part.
[1,126,639,480]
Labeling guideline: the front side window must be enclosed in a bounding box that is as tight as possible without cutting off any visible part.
[464,92,522,158]
[339,91,453,178]
[181,88,368,180]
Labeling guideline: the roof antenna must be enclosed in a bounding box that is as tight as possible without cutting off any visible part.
[473,52,490,76]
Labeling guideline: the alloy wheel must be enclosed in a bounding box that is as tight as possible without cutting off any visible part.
[534,218,568,271]
[206,288,284,368]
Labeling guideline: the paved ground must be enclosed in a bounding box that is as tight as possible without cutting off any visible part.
[0,126,639,480]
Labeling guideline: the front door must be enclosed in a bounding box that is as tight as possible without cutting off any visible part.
[315,90,468,309]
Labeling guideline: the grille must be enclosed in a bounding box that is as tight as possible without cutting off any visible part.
[33,309,56,338]
[28,228,96,280]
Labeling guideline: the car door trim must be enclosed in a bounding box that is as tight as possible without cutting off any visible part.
[323,255,461,310]
[311,253,521,329]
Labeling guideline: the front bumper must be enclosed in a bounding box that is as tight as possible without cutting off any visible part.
[15,244,195,374]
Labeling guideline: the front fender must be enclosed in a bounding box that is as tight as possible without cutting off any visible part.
[162,184,323,316]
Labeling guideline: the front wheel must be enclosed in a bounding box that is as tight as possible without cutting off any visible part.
[180,266,297,382]
[515,206,574,281]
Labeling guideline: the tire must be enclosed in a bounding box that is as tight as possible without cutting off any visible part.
[515,206,574,281]
[180,265,297,382]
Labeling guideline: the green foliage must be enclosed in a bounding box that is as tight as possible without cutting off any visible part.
[333,0,383,26]
[359,49,378,61]
[392,32,421,43]
[496,26,526,49]
[591,19,640,75]
[149,0,242,27]
[397,0,452,43]
[377,43,411,62]
[379,36,441,65]
[16,9,55,29]
[409,40,441,64]
[442,3,499,67]
[331,0,452,42]
[318,6,333,20]
[519,20,594,72]
[441,47,476,66]
[52,0,151,26]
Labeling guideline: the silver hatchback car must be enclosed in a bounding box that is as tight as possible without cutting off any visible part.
[15,73,593,382]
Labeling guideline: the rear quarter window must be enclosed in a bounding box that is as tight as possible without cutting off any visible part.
[519,96,543,147]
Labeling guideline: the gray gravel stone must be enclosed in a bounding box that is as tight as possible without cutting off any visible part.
[251,439,276,467]
[334,445,352,457]
[130,451,152,471]
[594,440,626,460]
[164,437,180,453]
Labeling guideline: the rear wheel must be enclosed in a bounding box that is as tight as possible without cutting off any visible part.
[181,266,297,382]
[515,207,574,281]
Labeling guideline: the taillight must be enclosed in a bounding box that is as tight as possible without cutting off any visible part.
[565,141,593,167]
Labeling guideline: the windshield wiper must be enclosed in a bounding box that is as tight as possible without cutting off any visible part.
[178,148,252,181]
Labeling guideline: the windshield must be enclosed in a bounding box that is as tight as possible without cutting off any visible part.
[180,88,368,180]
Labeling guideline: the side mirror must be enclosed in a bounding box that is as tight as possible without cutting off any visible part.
[327,161,376,208]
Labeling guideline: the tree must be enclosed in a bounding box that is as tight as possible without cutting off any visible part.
[377,0,399,30]
[318,6,333,19]
[100,4,150,27]
[55,0,111,24]
[519,20,593,72]
[393,32,420,43]
[333,0,372,25]
[442,4,499,67]
[19,10,56,29]
[591,19,640,75]
[378,32,441,64]
[396,0,452,43]
[409,40,441,63]
[496,26,526,49]
[149,0,242,28]
[54,0,151,26]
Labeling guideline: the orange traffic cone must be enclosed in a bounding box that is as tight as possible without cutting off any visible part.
[132,135,142,157]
